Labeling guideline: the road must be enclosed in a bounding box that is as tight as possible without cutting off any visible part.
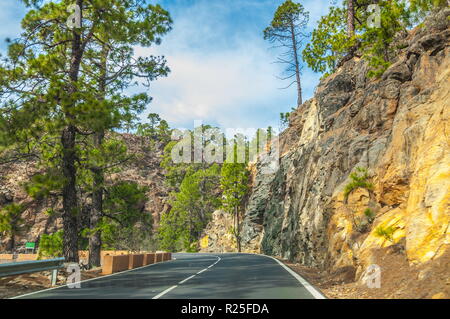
[14,253,324,299]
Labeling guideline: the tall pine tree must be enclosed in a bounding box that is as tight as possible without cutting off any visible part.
[264,0,309,107]
[0,0,171,262]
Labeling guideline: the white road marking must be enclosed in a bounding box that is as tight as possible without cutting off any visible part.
[179,275,195,284]
[261,254,326,299]
[153,255,221,299]
[152,285,178,299]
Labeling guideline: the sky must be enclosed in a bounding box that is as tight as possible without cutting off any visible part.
[0,0,334,132]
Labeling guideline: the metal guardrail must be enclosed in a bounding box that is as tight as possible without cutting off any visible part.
[0,258,65,286]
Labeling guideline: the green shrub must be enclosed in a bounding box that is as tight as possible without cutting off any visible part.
[343,167,374,202]
[374,225,397,242]
[37,231,63,259]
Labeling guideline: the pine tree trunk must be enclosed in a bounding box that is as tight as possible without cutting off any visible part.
[235,206,241,253]
[347,0,355,37]
[61,125,79,263]
[89,45,108,268]
[89,145,103,268]
[290,21,302,107]
[61,0,84,263]
[9,235,15,253]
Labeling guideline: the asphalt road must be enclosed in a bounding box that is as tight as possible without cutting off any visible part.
[14,253,324,299]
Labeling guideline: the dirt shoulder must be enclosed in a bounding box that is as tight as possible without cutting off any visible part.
[279,247,450,299]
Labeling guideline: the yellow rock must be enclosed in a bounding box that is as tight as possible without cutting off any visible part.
[326,47,450,272]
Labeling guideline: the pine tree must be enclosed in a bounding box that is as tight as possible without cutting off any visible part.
[0,204,27,252]
[347,0,356,37]
[264,1,309,107]
[220,139,250,253]
[303,0,421,78]
[99,181,152,251]
[159,165,221,252]
[0,0,172,262]
[79,4,172,266]
[303,4,357,76]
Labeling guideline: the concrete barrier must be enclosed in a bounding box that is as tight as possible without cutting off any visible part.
[128,254,144,269]
[79,250,129,266]
[0,251,132,264]
[155,252,164,263]
[102,255,130,275]
[163,252,173,261]
[101,252,172,275]
[143,253,155,266]
[0,254,38,261]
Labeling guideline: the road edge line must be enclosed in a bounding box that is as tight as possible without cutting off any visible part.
[252,253,326,299]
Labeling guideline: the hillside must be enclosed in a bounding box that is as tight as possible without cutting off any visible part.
[201,9,450,298]
[0,134,169,251]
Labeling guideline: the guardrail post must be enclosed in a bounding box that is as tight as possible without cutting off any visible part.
[51,269,58,286]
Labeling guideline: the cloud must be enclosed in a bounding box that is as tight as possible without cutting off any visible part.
[138,41,296,129]
[0,0,332,131]
[138,0,330,130]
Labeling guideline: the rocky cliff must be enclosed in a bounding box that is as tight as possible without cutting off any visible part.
[0,134,169,251]
[202,9,449,296]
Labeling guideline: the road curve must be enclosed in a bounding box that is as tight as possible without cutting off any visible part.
[14,253,323,299]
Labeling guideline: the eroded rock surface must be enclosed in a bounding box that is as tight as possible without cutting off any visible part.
[203,10,450,291]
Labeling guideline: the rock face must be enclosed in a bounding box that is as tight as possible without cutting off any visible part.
[200,210,237,253]
[0,134,169,251]
[204,9,450,283]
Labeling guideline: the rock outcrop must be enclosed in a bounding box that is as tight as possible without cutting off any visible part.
[203,9,450,290]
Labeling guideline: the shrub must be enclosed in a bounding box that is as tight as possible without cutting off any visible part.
[343,167,374,202]
[374,225,397,242]
[37,231,63,259]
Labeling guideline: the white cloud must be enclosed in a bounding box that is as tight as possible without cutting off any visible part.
[0,0,331,131]
[137,0,330,130]
[138,42,296,129]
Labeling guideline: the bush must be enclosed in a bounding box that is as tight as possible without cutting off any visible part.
[343,167,374,202]
[374,225,397,242]
[37,231,63,259]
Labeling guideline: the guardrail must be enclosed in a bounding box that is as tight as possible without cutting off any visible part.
[0,258,65,286]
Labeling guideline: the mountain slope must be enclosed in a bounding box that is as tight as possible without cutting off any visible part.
[203,9,450,298]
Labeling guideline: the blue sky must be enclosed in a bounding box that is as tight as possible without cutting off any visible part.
[0,0,334,131]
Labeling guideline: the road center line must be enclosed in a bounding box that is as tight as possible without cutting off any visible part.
[179,275,195,284]
[152,285,178,299]
[152,255,221,299]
